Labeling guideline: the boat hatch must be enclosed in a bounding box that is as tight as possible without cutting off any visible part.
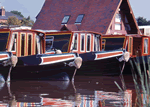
[46,33,71,53]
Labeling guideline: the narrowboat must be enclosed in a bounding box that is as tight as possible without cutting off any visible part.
[0,26,81,81]
[43,29,130,76]
[0,25,131,81]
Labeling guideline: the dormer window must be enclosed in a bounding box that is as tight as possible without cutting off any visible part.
[62,15,70,24]
[75,14,84,24]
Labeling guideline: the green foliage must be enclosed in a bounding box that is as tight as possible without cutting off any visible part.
[9,11,34,27]
[136,17,150,26]
[21,16,34,27]
[10,10,24,18]
[7,16,21,26]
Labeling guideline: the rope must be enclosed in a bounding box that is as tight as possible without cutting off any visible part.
[72,68,77,82]
[7,66,12,82]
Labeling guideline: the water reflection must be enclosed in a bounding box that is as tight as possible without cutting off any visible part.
[0,76,135,107]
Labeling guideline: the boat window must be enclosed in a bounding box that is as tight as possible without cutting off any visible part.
[0,32,9,51]
[87,34,91,52]
[12,33,17,52]
[81,34,85,52]
[72,33,78,51]
[36,35,41,54]
[129,37,132,53]
[45,36,54,52]
[28,34,32,55]
[94,35,100,51]
[144,38,148,54]
[21,34,25,56]
[47,34,71,52]
[102,37,125,51]
[102,39,106,51]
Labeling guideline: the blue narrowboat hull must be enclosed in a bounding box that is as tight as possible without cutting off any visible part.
[0,53,77,81]
[0,50,127,81]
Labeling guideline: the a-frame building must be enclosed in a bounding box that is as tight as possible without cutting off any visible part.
[33,0,140,35]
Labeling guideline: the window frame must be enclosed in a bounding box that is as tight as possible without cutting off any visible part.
[61,15,70,24]
[114,13,122,31]
[72,33,78,51]
[143,38,149,54]
[75,14,84,24]
[27,33,33,56]
[20,33,26,56]
[11,32,18,52]
[45,36,54,52]
[129,37,133,54]
[86,34,91,52]
[80,33,85,52]
[94,35,100,51]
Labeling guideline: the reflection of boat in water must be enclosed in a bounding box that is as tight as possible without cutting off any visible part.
[0,76,134,106]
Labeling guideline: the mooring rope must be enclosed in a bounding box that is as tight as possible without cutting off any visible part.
[7,66,12,82]
[72,68,77,82]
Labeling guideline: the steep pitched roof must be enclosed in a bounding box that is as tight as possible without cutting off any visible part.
[0,11,23,20]
[33,0,139,34]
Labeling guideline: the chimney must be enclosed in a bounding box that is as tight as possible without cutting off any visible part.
[0,6,5,16]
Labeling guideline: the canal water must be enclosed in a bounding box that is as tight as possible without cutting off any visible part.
[0,75,136,107]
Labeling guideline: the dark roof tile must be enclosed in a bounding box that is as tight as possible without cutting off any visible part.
[0,11,23,20]
[33,0,121,33]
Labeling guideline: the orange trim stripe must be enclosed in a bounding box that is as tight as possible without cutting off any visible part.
[0,55,8,58]
[97,51,123,59]
[43,55,74,63]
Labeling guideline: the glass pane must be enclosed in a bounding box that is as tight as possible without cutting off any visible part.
[0,33,9,51]
[12,34,17,51]
[75,14,84,23]
[115,13,121,22]
[28,34,31,55]
[97,37,100,51]
[47,34,71,52]
[21,34,25,56]
[46,36,54,52]
[115,24,121,30]
[81,35,84,51]
[73,34,77,50]
[87,35,90,51]
[62,16,70,24]
[144,39,148,53]
[103,38,125,51]
[129,38,132,53]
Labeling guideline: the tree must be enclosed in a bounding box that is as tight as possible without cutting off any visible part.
[10,10,24,18]
[7,16,21,26]
[136,17,150,26]
[21,16,34,27]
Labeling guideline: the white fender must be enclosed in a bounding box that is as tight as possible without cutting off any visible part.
[119,52,130,62]
[3,55,18,67]
[55,50,62,54]
[11,56,18,67]
[69,57,82,69]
